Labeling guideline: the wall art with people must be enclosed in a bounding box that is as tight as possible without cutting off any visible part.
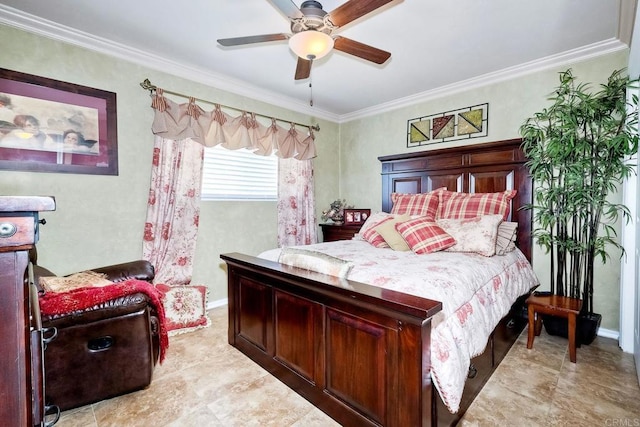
[0,92,100,155]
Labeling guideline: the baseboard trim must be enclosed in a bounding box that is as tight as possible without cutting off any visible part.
[597,327,619,341]
[207,298,228,310]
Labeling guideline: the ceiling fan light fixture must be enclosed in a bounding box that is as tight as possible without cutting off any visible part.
[289,31,334,60]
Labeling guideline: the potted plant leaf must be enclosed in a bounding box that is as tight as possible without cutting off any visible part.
[520,68,639,344]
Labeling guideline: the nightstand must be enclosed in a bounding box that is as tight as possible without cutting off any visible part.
[320,223,363,242]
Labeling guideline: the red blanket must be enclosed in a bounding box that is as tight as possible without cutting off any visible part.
[39,279,169,363]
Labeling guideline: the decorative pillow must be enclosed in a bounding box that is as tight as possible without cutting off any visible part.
[395,218,456,255]
[495,221,518,255]
[156,284,210,335]
[374,218,411,251]
[279,247,354,278]
[438,190,517,221]
[362,214,410,248]
[390,188,444,219]
[390,187,446,205]
[355,211,394,240]
[39,271,114,293]
[437,215,503,257]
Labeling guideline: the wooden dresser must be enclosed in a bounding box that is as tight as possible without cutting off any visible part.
[0,196,56,426]
[320,223,363,242]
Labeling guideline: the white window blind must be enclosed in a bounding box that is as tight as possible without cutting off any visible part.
[201,145,278,201]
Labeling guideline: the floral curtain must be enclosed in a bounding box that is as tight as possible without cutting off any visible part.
[142,135,204,285]
[277,157,317,247]
[145,89,318,274]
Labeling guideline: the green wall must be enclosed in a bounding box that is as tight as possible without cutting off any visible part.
[0,23,629,331]
[0,24,340,303]
[338,50,629,331]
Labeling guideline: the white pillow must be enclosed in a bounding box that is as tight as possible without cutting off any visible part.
[279,247,354,278]
[436,215,503,257]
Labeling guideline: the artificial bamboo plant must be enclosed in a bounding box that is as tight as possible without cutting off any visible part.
[520,69,639,315]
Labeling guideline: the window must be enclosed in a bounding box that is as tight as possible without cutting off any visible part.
[201,145,278,201]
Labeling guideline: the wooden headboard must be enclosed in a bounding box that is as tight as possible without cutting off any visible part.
[378,138,533,262]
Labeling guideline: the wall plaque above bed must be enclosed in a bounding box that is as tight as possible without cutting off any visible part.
[407,103,488,147]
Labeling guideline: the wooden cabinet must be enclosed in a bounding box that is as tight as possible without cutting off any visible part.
[0,196,56,426]
[320,223,363,242]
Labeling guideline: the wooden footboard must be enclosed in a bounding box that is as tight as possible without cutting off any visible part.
[222,252,530,426]
[221,252,443,427]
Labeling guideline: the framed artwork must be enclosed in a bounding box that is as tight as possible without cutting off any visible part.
[344,209,371,226]
[0,68,118,175]
[407,103,489,148]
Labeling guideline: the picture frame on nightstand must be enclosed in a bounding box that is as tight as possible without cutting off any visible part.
[343,209,370,225]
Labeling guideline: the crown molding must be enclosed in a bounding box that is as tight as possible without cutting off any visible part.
[0,5,628,125]
[339,38,629,123]
[0,5,340,124]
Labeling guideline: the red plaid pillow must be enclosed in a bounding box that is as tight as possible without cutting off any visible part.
[362,217,393,248]
[438,190,517,220]
[362,215,409,248]
[395,218,456,255]
[390,188,444,219]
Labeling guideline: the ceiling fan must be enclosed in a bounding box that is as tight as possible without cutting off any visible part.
[217,0,393,80]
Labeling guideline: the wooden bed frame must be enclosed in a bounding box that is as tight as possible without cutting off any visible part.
[221,139,533,426]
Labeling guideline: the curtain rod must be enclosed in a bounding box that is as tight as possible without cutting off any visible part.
[139,78,320,132]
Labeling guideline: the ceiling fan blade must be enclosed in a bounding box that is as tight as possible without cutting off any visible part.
[268,0,304,19]
[295,57,312,80]
[269,0,303,18]
[333,36,391,64]
[218,33,289,46]
[328,0,394,27]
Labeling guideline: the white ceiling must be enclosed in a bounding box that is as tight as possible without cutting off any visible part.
[0,0,635,122]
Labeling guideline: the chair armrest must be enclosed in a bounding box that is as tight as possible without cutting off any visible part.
[41,292,152,327]
[90,260,155,283]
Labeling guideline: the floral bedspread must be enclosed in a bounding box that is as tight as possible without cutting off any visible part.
[259,240,539,413]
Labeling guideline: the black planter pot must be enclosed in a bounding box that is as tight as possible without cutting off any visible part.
[542,312,602,345]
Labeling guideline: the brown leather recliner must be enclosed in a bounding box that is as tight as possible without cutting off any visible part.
[30,248,161,411]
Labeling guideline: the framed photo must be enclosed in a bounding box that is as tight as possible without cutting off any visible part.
[344,209,371,226]
[0,68,118,175]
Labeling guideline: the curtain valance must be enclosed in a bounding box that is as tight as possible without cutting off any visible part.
[150,90,317,160]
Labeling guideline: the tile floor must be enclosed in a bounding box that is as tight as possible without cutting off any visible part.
[54,306,639,426]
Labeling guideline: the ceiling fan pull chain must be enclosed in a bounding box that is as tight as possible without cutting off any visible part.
[309,67,314,107]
